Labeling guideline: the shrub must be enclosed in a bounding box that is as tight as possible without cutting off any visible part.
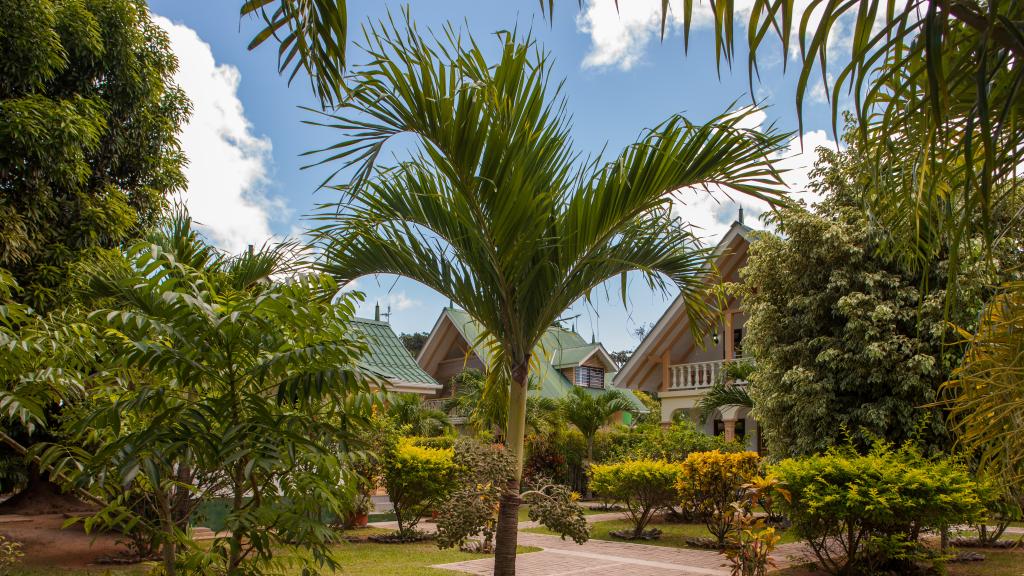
[596,421,741,464]
[523,428,586,491]
[772,442,985,575]
[590,460,683,539]
[383,439,458,535]
[677,451,760,547]
[406,435,457,450]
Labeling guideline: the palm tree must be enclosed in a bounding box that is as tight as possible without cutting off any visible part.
[387,392,451,436]
[696,359,756,423]
[311,18,787,575]
[560,387,635,465]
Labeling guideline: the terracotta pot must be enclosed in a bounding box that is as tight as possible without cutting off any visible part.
[349,513,369,528]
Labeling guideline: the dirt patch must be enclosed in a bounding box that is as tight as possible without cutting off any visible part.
[0,513,131,568]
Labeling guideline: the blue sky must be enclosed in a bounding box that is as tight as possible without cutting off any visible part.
[148,0,842,352]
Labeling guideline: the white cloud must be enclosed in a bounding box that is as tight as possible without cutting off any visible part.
[358,291,421,318]
[576,0,870,72]
[154,15,285,254]
[672,122,839,243]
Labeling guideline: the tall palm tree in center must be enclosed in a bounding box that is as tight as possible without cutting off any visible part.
[312,17,788,575]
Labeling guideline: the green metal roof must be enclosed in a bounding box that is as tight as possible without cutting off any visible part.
[351,317,440,390]
[442,308,648,412]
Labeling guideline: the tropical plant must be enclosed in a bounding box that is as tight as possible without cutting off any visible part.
[48,211,379,576]
[677,451,760,547]
[383,439,458,537]
[240,0,348,108]
[944,284,1024,483]
[724,504,781,576]
[589,460,682,539]
[0,534,21,575]
[386,392,451,437]
[772,442,985,575]
[696,360,755,424]
[560,387,636,466]
[311,15,787,574]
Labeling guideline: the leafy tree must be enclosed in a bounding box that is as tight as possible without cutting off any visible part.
[608,350,632,367]
[740,137,1011,456]
[0,0,188,313]
[50,212,378,576]
[311,16,787,575]
[398,331,429,357]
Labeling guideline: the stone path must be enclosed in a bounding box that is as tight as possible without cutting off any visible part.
[426,513,814,576]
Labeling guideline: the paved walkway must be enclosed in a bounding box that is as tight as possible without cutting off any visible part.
[421,513,814,576]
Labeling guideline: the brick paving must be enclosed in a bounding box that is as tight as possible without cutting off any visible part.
[433,519,816,576]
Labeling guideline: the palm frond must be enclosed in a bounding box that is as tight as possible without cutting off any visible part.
[242,0,348,108]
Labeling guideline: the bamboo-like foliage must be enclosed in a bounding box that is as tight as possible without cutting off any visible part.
[310,15,787,574]
[943,282,1024,483]
[242,0,348,108]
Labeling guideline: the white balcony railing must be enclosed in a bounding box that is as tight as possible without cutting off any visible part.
[669,359,750,391]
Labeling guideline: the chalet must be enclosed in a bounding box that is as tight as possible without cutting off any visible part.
[416,307,648,421]
[351,314,442,397]
[614,217,760,451]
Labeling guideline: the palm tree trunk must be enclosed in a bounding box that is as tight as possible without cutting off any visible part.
[493,359,530,576]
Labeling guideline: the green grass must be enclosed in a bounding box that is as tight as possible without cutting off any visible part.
[8,543,542,576]
[527,518,800,549]
[516,505,607,522]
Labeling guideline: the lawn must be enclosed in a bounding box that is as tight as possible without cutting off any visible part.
[7,542,542,576]
[526,518,800,549]
[774,547,1024,576]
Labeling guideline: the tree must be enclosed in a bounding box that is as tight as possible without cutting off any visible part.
[399,331,429,357]
[560,387,635,466]
[608,350,632,367]
[0,0,187,313]
[741,166,989,456]
[311,16,787,574]
[51,211,378,575]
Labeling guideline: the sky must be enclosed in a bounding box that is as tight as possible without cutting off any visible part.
[147,0,846,352]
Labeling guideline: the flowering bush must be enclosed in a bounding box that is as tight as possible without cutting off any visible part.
[383,439,458,535]
[772,442,985,575]
[677,451,760,547]
[590,460,683,539]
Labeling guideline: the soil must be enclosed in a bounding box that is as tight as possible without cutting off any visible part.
[0,477,97,516]
[0,513,131,568]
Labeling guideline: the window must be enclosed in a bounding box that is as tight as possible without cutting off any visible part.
[733,327,744,358]
[575,366,605,389]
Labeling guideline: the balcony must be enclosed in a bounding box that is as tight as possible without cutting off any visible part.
[668,358,751,391]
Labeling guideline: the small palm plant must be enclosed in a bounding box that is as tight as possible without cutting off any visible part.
[560,387,635,466]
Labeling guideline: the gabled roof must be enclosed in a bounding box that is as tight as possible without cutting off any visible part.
[420,308,648,412]
[614,220,759,389]
[351,317,441,393]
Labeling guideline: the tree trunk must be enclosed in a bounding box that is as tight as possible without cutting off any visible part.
[584,437,594,499]
[493,358,530,576]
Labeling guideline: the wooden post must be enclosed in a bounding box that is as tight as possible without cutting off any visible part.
[724,311,734,359]
[660,349,671,391]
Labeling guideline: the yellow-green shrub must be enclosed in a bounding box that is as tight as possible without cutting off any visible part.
[590,460,683,538]
[772,443,984,575]
[383,439,457,534]
[677,450,760,546]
